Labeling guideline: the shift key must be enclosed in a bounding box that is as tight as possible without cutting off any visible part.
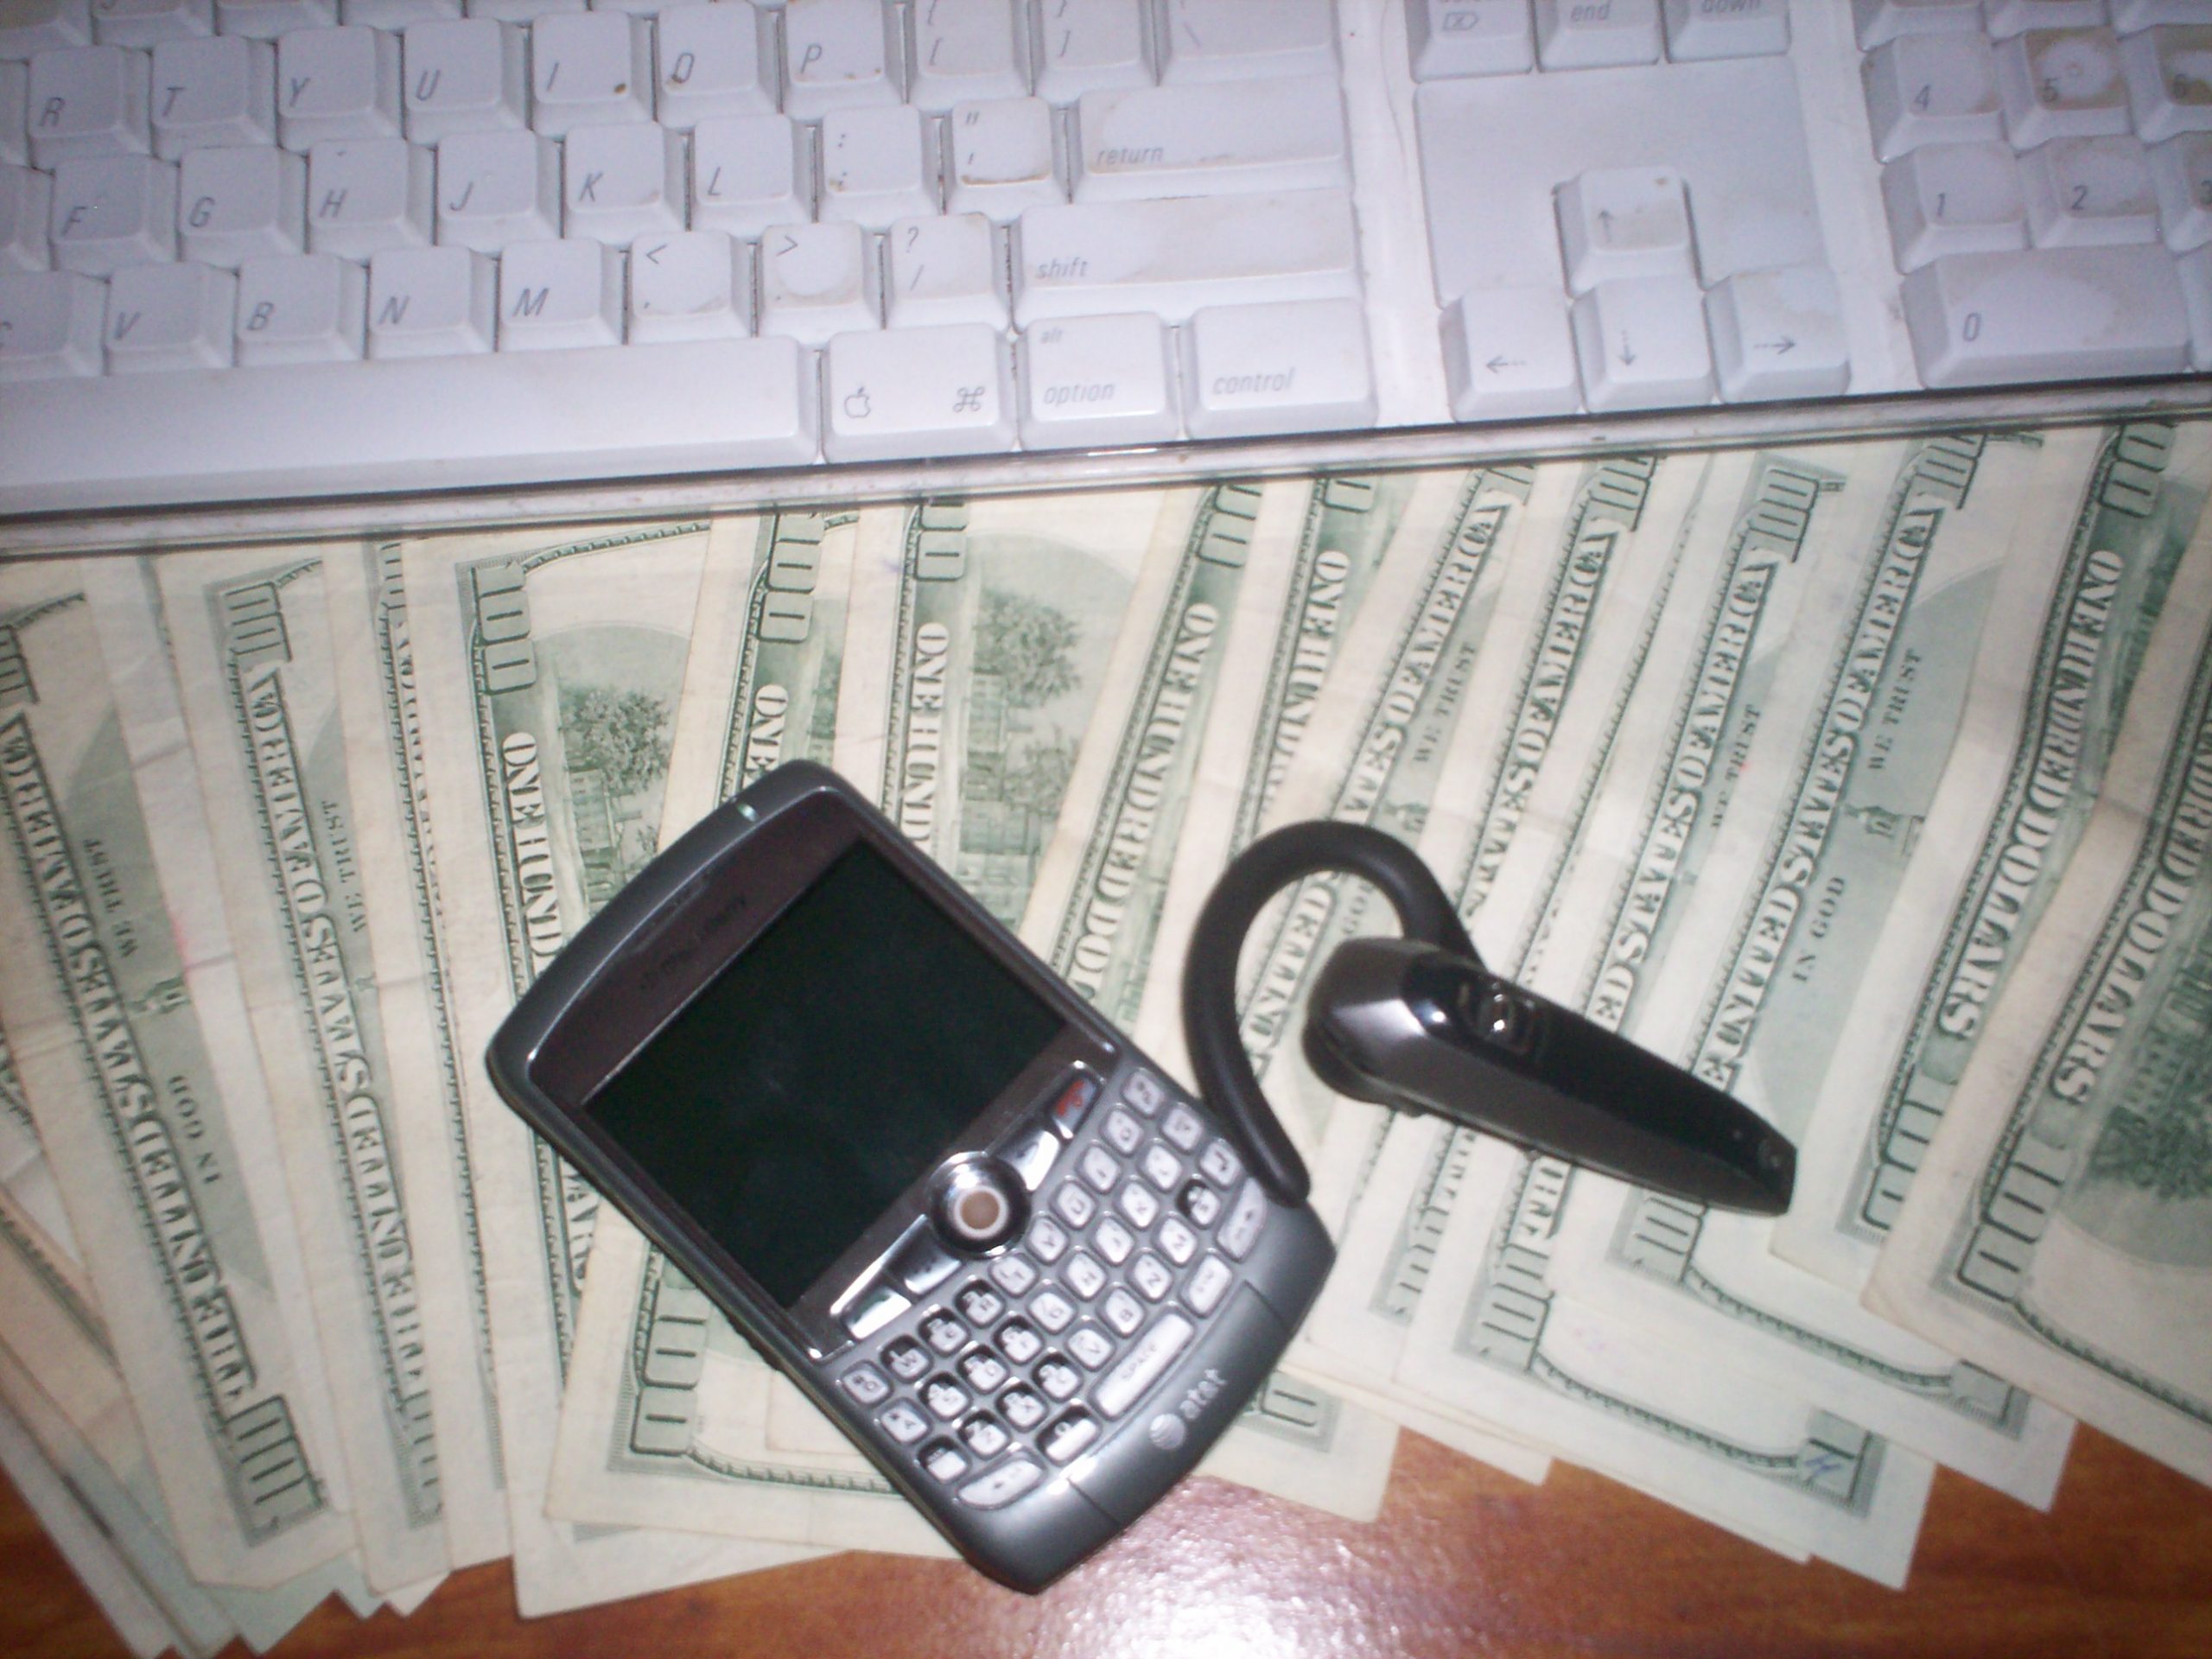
[1011,190,1361,327]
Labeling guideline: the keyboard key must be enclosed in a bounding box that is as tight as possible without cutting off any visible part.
[149,35,276,159]
[1091,1214,1135,1264]
[3,61,25,163]
[1217,1177,1268,1260]
[1122,1071,1166,1116]
[1998,28,2132,147]
[759,219,876,345]
[365,242,492,355]
[819,102,937,228]
[1179,1179,1222,1228]
[921,1440,969,1482]
[1041,1407,1098,1463]
[691,111,810,237]
[1440,285,1580,419]
[2024,136,2160,245]
[1156,1214,1198,1265]
[879,1401,930,1445]
[50,151,175,273]
[1113,1180,1159,1230]
[1000,1385,1046,1431]
[956,1282,1005,1326]
[0,0,93,57]
[997,1319,1042,1364]
[498,235,620,347]
[999,1123,1063,1191]
[909,0,1024,110]
[1028,1288,1076,1332]
[1198,1138,1241,1187]
[2177,241,2212,365]
[28,43,149,166]
[1406,0,1535,80]
[923,1375,970,1420]
[530,11,650,136]
[1071,76,1350,203]
[306,137,430,257]
[0,163,48,267]
[563,119,685,244]
[1861,34,2004,160]
[1018,310,1177,446]
[234,248,361,361]
[1705,264,1852,400]
[1185,1254,1233,1315]
[960,1414,1011,1459]
[1986,1,2107,36]
[783,0,899,120]
[435,126,556,251]
[1062,1251,1107,1300]
[1535,0,1662,69]
[2152,132,2212,250]
[1900,244,2191,384]
[1035,1355,1081,1399]
[959,1349,1009,1393]
[1092,1292,1132,1344]
[921,1309,969,1353]
[214,0,336,35]
[1027,1213,1070,1262]
[1101,1109,1142,1156]
[1066,1325,1114,1370]
[1556,166,1697,294]
[1159,0,1338,82]
[823,320,1014,461]
[91,0,214,48]
[1033,0,1149,100]
[945,95,1058,221]
[1140,1145,1181,1191]
[104,253,231,366]
[627,226,747,340]
[1882,141,2030,268]
[1180,295,1376,438]
[1094,1312,1192,1417]
[0,267,105,377]
[1661,0,1787,60]
[653,1,775,130]
[840,1363,891,1406]
[1051,1181,1096,1229]
[957,1454,1041,1508]
[1852,0,1982,48]
[988,1252,1039,1297]
[276,25,401,151]
[1159,1105,1202,1151]
[882,1337,930,1381]
[2122,25,2212,143]
[1130,1252,1173,1301]
[1011,188,1361,327]
[179,142,303,265]
[400,17,526,143]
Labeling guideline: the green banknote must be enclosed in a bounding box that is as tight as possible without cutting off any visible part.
[1782,423,2212,1295]
[0,559,354,1589]
[400,522,819,1614]
[1869,535,2212,1487]
[1542,433,2092,1502]
[151,549,454,1592]
[544,510,950,1554]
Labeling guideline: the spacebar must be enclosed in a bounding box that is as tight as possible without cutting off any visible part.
[0,337,821,516]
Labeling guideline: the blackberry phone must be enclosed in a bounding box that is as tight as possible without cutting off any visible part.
[486,761,1334,1592]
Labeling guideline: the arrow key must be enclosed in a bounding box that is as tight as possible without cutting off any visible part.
[1555,167,1697,296]
[1705,265,1850,402]
[1440,286,1580,421]
[1571,275,1714,412]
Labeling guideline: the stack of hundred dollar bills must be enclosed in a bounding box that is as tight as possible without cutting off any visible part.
[2,420,2209,1654]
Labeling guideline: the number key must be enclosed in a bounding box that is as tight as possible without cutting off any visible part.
[961,1414,1011,1460]
[882,1338,931,1381]
[840,1363,892,1406]
[956,1282,1005,1326]
[1036,1355,1082,1400]
[998,1319,1043,1364]
[1001,1385,1047,1431]
[960,1349,1009,1393]
[924,1376,971,1420]
[923,1311,969,1354]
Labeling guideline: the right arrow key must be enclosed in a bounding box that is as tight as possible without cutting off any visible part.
[1705,264,1853,402]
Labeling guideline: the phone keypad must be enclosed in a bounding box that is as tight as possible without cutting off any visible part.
[833,1063,1270,1512]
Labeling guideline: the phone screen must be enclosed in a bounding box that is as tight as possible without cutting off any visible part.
[585,841,1065,1306]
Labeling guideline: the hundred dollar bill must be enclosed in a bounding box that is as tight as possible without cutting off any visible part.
[149,548,453,1592]
[1012,480,1405,1520]
[1542,434,2084,1503]
[0,558,354,1587]
[399,522,822,1612]
[322,544,508,1570]
[1780,423,2212,1295]
[547,511,951,1551]
[1867,534,2212,1487]
[835,492,1175,926]
[0,1029,76,1268]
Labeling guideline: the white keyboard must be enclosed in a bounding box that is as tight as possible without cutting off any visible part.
[1,0,2209,521]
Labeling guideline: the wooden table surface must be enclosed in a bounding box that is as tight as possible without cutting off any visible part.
[5,1421,2208,1659]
